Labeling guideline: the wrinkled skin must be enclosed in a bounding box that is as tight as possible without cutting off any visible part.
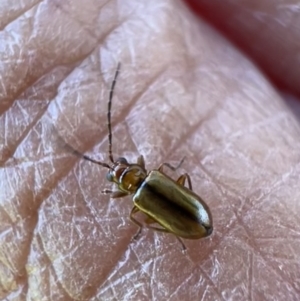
[1,0,300,300]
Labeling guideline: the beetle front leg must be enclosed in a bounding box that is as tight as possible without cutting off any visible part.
[130,206,143,240]
[158,156,185,173]
[102,189,128,198]
[176,173,193,190]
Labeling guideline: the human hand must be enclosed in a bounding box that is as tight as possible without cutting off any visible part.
[1,0,299,300]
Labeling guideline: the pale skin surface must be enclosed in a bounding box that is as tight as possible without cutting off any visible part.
[0,0,300,300]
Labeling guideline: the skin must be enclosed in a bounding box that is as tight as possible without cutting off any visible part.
[0,0,300,300]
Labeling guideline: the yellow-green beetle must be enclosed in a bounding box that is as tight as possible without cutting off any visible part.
[70,63,213,251]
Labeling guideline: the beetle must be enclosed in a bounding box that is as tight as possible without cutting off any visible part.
[69,63,213,252]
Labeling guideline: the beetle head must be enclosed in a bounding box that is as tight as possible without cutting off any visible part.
[106,157,147,193]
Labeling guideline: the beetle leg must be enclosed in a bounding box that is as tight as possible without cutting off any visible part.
[158,156,185,172]
[130,206,143,240]
[137,155,146,169]
[102,189,128,198]
[176,173,193,190]
[175,236,187,253]
[144,215,156,224]
[143,217,187,252]
[133,214,187,252]
[145,224,187,252]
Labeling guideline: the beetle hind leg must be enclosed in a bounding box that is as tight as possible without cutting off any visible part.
[175,236,187,253]
[144,221,187,253]
[130,212,187,252]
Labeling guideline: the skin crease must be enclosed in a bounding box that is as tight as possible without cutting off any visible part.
[0,0,300,300]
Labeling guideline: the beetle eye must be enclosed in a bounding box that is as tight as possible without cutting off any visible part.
[106,172,113,182]
[116,157,128,164]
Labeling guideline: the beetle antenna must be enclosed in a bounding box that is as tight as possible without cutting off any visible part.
[72,148,111,169]
[107,62,121,163]
[63,141,112,169]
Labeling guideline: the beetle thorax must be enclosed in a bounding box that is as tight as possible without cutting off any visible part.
[107,163,147,194]
[119,165,147,193]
